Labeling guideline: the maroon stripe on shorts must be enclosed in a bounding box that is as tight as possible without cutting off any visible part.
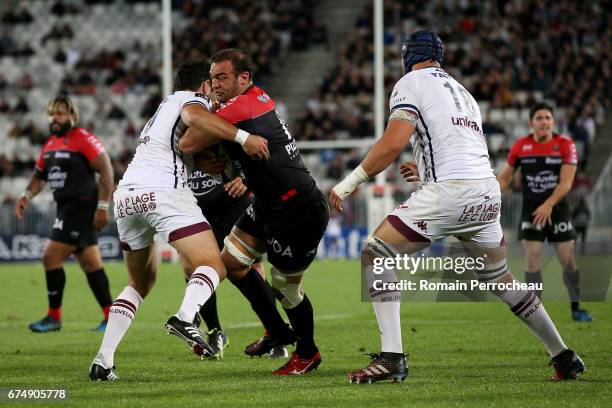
[120,241,132,251]
[113,299,136,315]
[168,222,211,242]
[387,215,431,243]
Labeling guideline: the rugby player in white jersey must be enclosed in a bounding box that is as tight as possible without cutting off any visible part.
[89,61,269,381]
[330,31,585,384]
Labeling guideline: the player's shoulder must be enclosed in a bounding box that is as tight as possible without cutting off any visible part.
[71,127,93,138]
[556,133,575,144]
[394,71,419,89]
[176,90,210,108]
[217,85,275,121]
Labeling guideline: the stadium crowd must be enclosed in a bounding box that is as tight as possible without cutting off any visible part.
[292,0,610,175]
[0,0,321,183]
[0,0,609,228]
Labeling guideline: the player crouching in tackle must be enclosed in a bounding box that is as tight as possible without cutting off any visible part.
[330,30,585,384]
[88,61,270,381]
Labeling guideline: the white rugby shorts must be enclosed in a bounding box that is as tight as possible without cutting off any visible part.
[113,186,210,250]
[387,177,504,247]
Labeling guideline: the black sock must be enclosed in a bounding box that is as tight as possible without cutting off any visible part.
[199,291,222,331]
[85,268,112,308]
[284,294,318,359]
[231,268,291,340]
[45,268,66,310]
[563,270,581,311]
[524,271,543,299]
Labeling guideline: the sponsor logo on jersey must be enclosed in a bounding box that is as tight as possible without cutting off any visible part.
[522,144,533,151]
[257,93,270,103]
[138,135,150,146]
[48,166,67,189]
[545,157,562,165]
[525,170,558,193]
[53,218,63,230]
[451,116,483,135]
[189,170,222,195]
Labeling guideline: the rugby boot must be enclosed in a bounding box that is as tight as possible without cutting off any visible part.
[347,352,409,384]
[165,316,214,358]
[550,348,586,380]
[272,351,321,375]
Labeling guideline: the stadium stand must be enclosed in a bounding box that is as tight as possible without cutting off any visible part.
[0,0,609,231]
[293,0,610,179]
[0,0,320,208]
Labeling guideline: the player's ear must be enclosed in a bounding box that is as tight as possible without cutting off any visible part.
[238,71,250,85]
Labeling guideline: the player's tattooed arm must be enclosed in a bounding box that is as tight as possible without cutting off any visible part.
[179,105,269,160]
[496,163,515,192]
[14,171,46,220]
[90,152,114,229]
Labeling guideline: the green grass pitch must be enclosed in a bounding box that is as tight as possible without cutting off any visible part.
[0,259,610,407]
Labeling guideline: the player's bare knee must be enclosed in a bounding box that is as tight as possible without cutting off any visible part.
[270,266,304,309]
[42,250,63,270]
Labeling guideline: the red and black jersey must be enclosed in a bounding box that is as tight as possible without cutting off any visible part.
[214,84,317,207]
[35,127,105,203]
[507,133,577,204]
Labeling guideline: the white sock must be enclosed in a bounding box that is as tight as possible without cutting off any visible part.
[177,266,219,323]
[97,285,143,367]
[368,268,403,353]
[372,300,403,353]
[497,283,567,357]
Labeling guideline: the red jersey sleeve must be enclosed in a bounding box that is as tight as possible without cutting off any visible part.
[77,129,106,162]
[561,136,578,165]
[507,139,522,167]
[35,146,46,171]
[214,96,251,125]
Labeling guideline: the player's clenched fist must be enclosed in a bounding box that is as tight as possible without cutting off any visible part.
[242,134,269,160]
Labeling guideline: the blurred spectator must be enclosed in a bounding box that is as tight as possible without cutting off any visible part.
[51,1,81,16]
[0,97,9,113]
[108,103,126,120]
[13,97,29,114]
[1,8,33,25]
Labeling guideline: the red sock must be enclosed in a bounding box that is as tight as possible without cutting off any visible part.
[102,305,111,321]
[48,307,61,321]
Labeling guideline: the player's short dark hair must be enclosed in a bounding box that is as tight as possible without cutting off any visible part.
[174,60,210,91]
[210,48,255,80]
[529,102,554,120]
